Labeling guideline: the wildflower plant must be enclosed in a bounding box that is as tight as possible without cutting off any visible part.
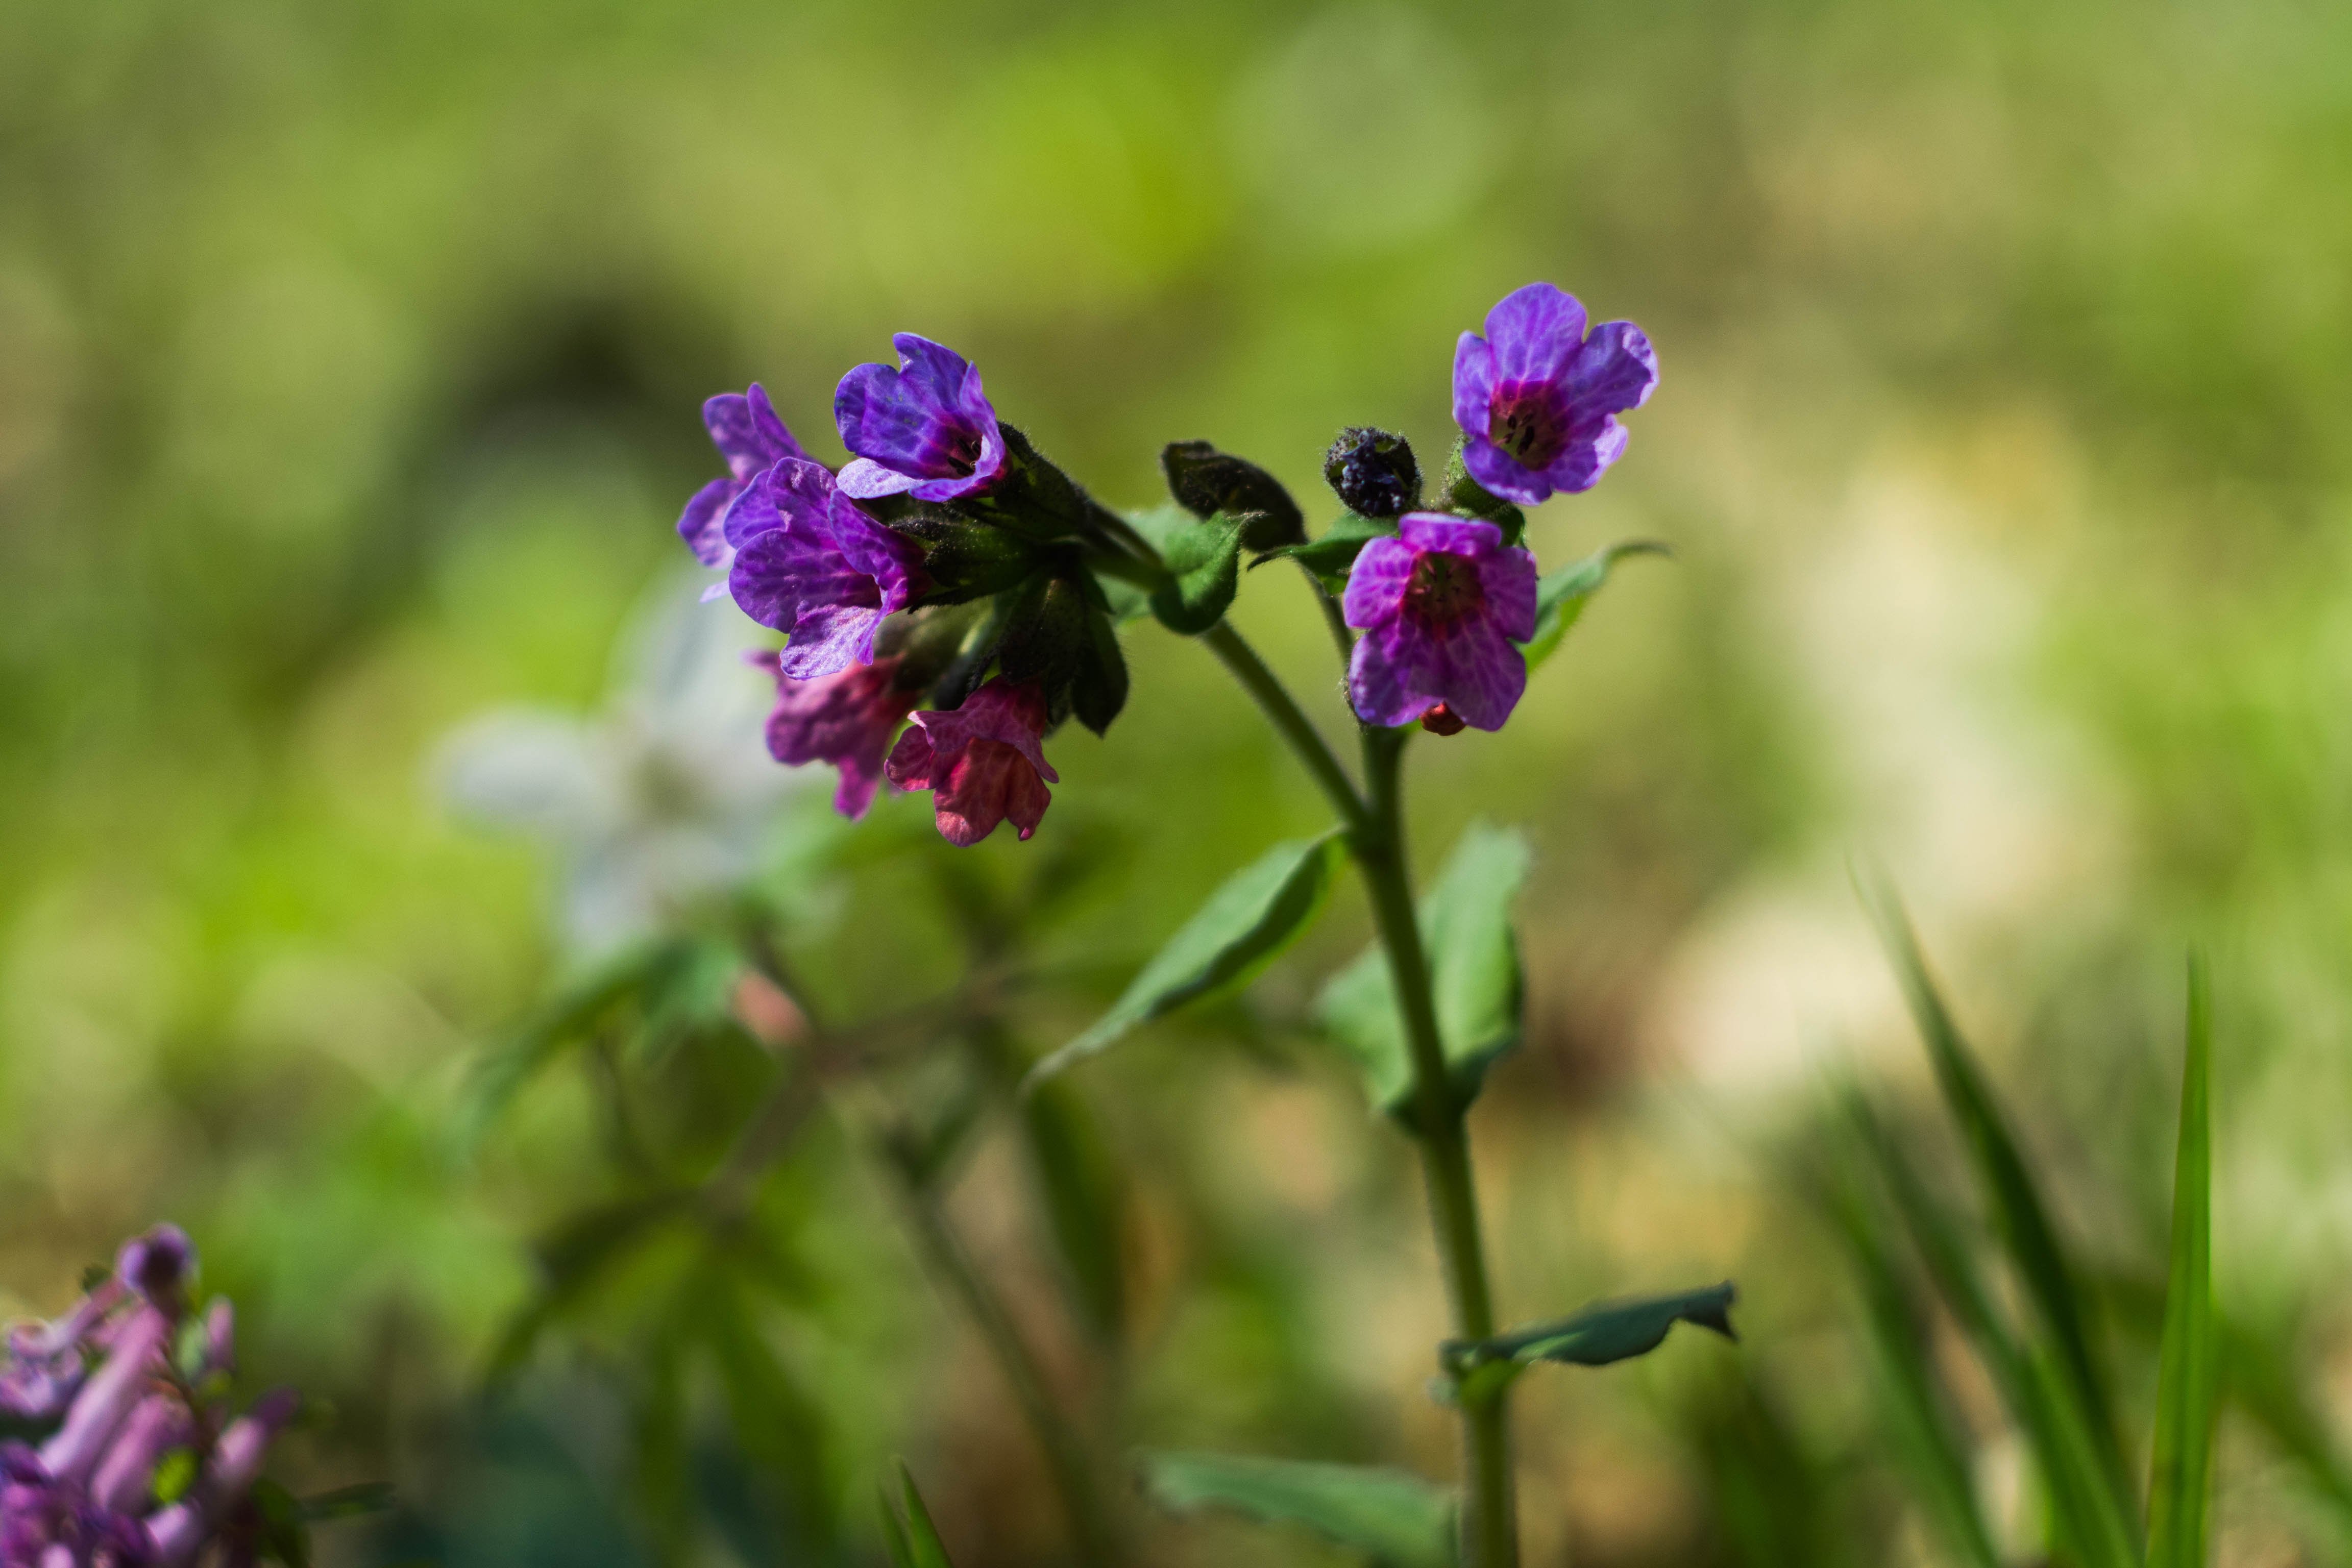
[615,281,1725,1567]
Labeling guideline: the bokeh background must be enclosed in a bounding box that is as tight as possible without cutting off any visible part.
[4,0,2350,1563]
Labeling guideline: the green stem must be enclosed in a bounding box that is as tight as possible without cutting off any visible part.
[891,1161,1121,1568]
[1358,726,1515,1568]
[1197,626,1515,1568]
[1198,622,1369,834]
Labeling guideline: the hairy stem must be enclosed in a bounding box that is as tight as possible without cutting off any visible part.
[1200,629,1515,1568]
[889,1159,1121,1568]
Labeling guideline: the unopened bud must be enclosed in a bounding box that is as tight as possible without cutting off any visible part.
[1324,427,1422,519]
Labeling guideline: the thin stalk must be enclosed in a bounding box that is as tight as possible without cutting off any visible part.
[1198,622,1369,833]
[891,1165,1122,1568]
[1358,725,1515,1568]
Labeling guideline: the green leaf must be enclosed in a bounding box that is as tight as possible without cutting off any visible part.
[881,1461,957,1568]
[1822,1134,2002,1568]
[1863,876,2133,1521]
[2146,955,2216,1568]
[1257,512,1395,592]
[1020,1074,1129,1338]
[1149,514,1245,633]
[1028,833,1343,1086]
[1317,824,1530,1115]
[1444,1283,1737,1404]
[487,1191,694,1381]
[1522,541,1671,671]
[1139,1450,1455,1568]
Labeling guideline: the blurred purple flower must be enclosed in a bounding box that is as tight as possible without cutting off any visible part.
[1342,513,1537,731]
[834,335,1007,503]
[1452,283,1656,506]
[727,459,924,679]
[677,383,812,592]
[1,1227,296,1567]
[750,652,918,821]
[885,678,1058,846]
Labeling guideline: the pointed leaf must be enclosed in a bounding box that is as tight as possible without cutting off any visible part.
[1020,1074,1129,1338]
[1028,834,1344,1086]
[1256,512,1396,593]
[1318,824,1530,1115]
[1446,1283,1737,1394]
[1864,877,2133,1518]
[2146,955,2216,1568]
[1521,541,1671,671]
[1149,515,1245,633]
[1139,1450,1455,1568]
[886,1462,957,1568]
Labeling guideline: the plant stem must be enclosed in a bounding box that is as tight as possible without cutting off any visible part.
[1197,625,1516,1568]
[1198,622,1369,833]
[1358,725,1516,1568]
[890,1161,1122,1568]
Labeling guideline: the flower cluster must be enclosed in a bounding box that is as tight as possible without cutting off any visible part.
[2,1227,298,1567]
[674,283,1654,844]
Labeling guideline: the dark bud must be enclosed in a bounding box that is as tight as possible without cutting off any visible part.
[1161,440,1306,552]
[1323,427,1422,519]
[1419,703,1467,737]
[997,574,1126,732]
[1069,597,1129,735]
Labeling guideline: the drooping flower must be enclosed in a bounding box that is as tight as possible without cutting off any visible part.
[0,1225,297,1568]
[834,335,1007,503]
[1452,282,1657,506]
[885,678,1058,846]
[1342,512,1538,731]
[750,652,919,820]
[677,384,811,589]
[727,458,924,679]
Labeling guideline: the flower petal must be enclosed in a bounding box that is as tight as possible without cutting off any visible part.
[1341,535,1417,629]
[776,603,886,679]
[1483,282,1589,382]
[1459,435,1554,506]
[1420,619,1526,730]
[677,477,737,566]
[1395,513,1503,558]
[1560,322,1658,418]
[837,456,923,499]
[885,724,939,792]
[745,383,807,463]
[1481,545,1540,644]
[728,522,873,635]
[1452,332,1496,438]
[1534,419,1630,497]
[933,738,1053,845]
[1348,620,1441,727]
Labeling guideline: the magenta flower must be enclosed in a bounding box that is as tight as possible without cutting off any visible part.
[750,652,918,820]
[1342,513,1538,731]
[677,384,812,585]
[727,458,924,679]
[1452,283,1657,506]
[885,678,1058,846]
[834,335,1007,503]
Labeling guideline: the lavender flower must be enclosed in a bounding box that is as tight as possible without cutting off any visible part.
[885,678,1059,846]
[0,1227,297,1568]
[1342,513,1538,731]
[750,653,918,820]
[1452,282,1657,506]
[834,335,1007,503]
[677,384,811,591]
[727,459,924,679]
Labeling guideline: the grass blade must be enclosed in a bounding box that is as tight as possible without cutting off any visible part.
[1863,876,2134,1524]
[2145,955,2216,1568]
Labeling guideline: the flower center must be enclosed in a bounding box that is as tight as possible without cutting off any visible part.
[1488,380,1571,468]
[1401,551,1486,632]
[922,421,983,479]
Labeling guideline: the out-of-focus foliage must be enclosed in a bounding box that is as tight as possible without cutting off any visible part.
[4,0,2350,1563]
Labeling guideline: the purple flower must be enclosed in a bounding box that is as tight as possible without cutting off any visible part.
[749,653,918,820]
[885,678,1058,847]
[1452,282,1657,506]
[727,459,924,679]
[0,1228,296,1568]
[115,1227,195,1314]
[1342,513,1538,732]
[834,335,1007,503]
[677,384,811,586]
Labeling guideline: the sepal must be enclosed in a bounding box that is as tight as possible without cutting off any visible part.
[1161,440,1306,552]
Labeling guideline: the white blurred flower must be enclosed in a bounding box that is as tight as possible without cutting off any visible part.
[436,573,810,954]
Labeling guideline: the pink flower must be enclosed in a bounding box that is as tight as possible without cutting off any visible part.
[1342,513,1538,731]
[884,678,1059,846]
[751,653,919,820]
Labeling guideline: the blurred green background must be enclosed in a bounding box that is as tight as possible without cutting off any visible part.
[4,0,2350,1563]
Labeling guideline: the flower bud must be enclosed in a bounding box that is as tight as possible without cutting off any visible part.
[1323,427,1422,519]
[1160,441,1305,551]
